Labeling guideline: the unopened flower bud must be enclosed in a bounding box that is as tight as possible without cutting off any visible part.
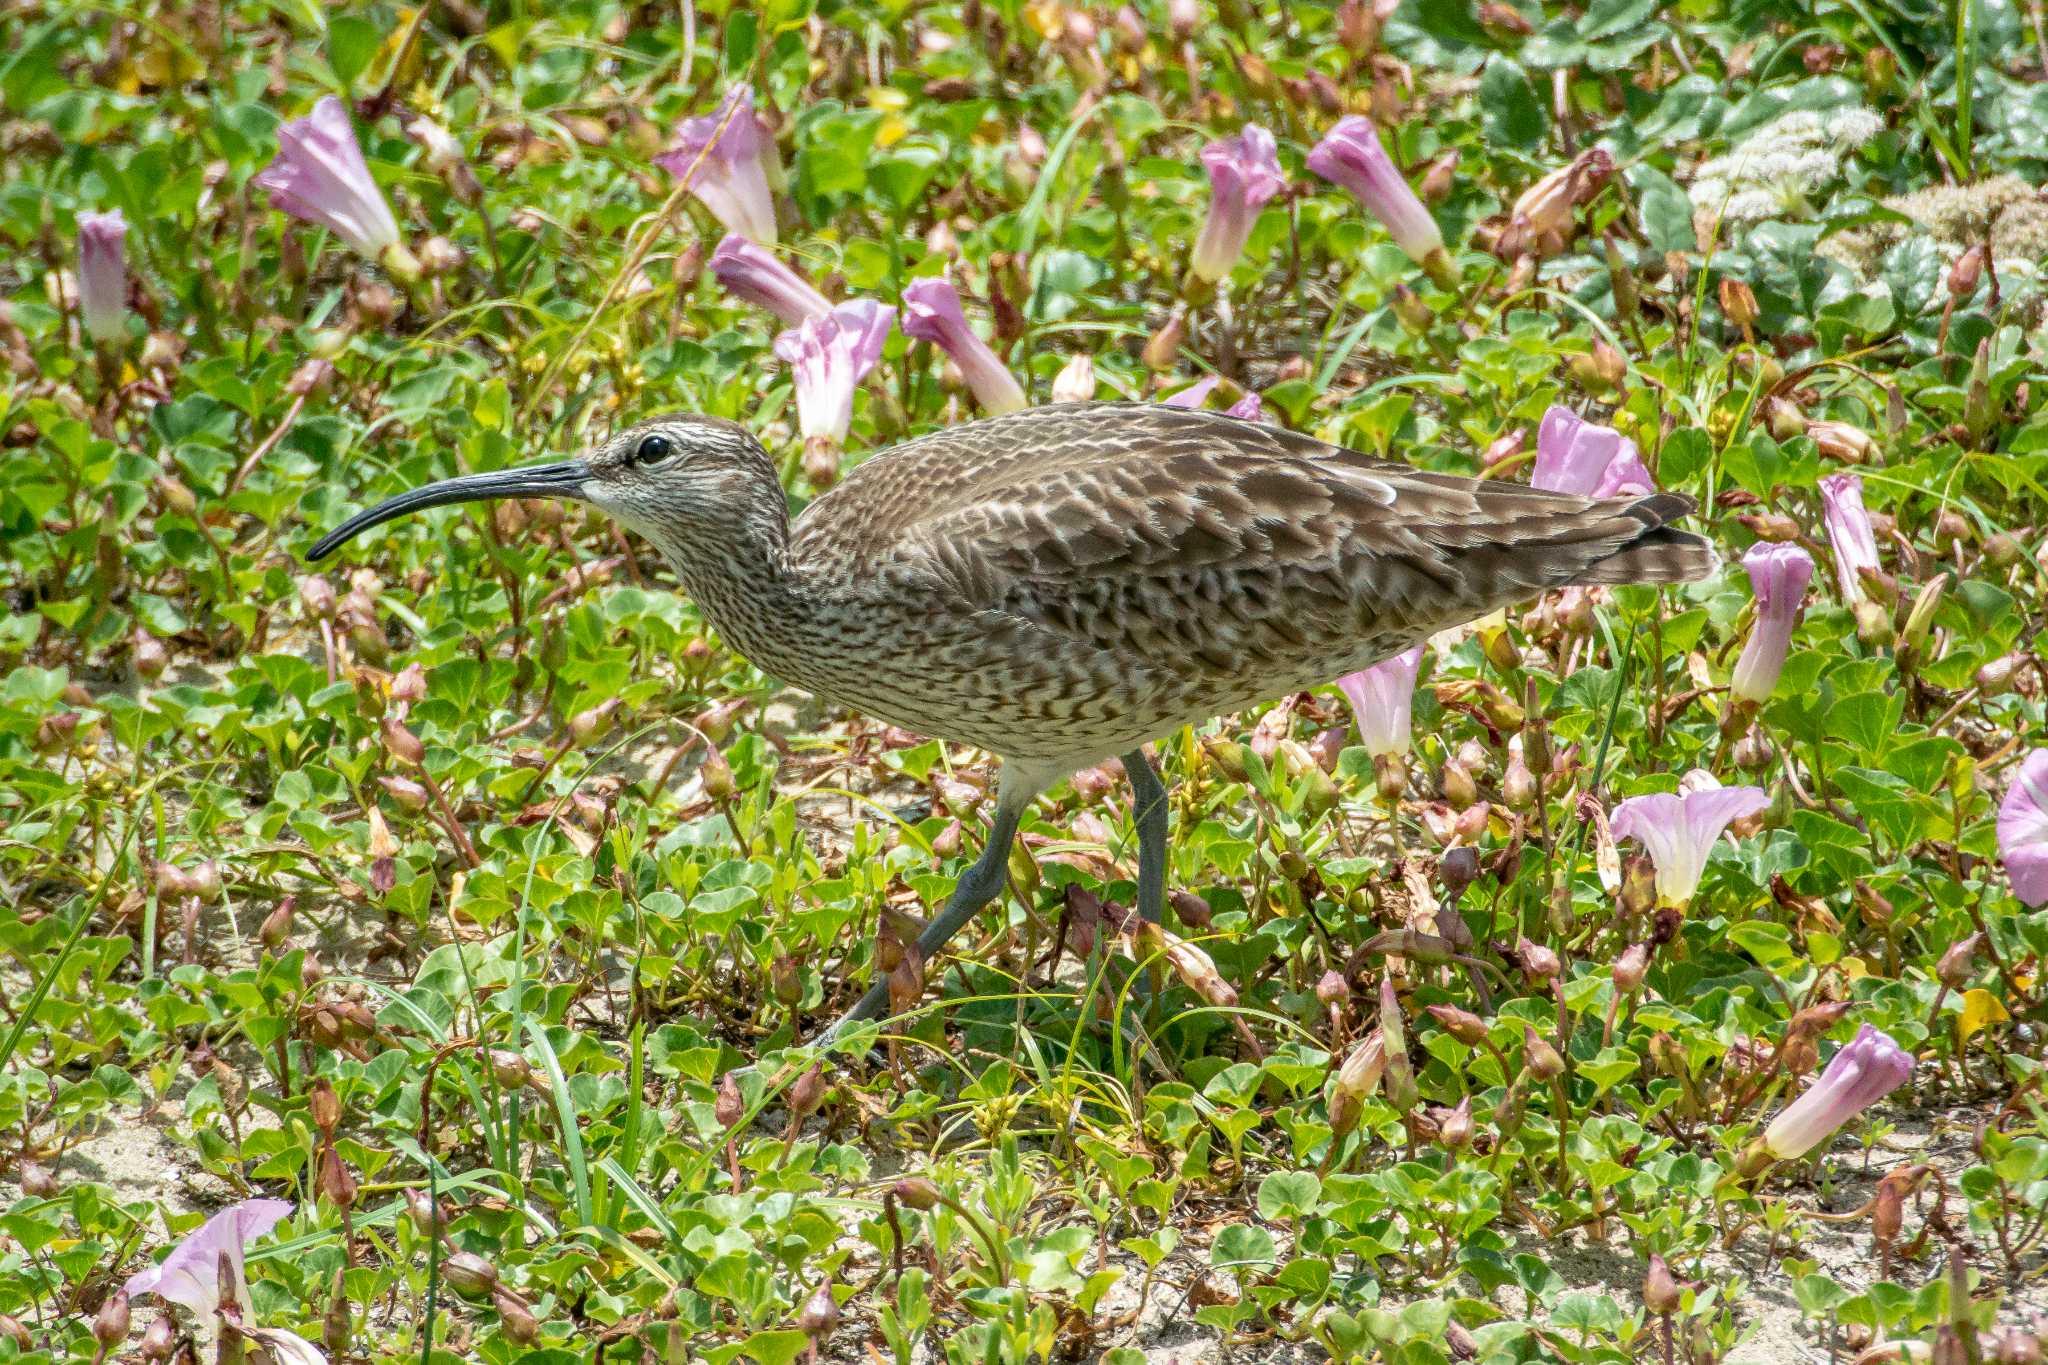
[1142,312,1185,371]
[894,1176,941,1209]
[1523,1025,1564,1080]
[1643,1253,1682,1314]
[1425,1003,1489,1047]
[1613,942,1650,994]
[700,745,736,800]
[132,626,169,678]
[488,1049,531,1089]
[1441,758,1479,810]
[1502,751,1537,809]
[788,1064,827,1118]
[1316,969,1350,1008]
[568,697,619,746]
[1438,845,1480,901]
[1418,151,1457,204]
[19,1160,57,1198]
[380,715,425,766]
[378,774,431,812]
[138,1313,179,1360]
[259,899,296,949]
[1948,244,1985,299]
[1169,888,1212,930]
[1854,597,1894,647]
[493,1287,540,1345]
[318,1145,357,1208]
[798,1282,840,1338]
[1438,1094,1473,1151]
[441,1250,499,1295]
[187,859,222,903]
[93,1289,130,1348]
[1977,654,2019,695]
[1937,933,1981,989]
[1517,936,1560,982]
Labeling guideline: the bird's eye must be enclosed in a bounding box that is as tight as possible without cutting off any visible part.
[634,434,673,466]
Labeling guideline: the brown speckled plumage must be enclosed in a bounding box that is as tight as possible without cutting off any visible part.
[593,402,1710,784]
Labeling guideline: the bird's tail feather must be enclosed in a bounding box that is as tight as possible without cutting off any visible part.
[1571,493,1717,586]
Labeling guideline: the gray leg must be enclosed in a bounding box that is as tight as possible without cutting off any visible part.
[815,794,1026,1047]
[1122,748,1170,927]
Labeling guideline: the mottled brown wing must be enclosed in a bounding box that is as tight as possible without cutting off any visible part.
[799,403,1706,677]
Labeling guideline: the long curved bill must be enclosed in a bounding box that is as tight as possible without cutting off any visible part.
[305,459,591,562]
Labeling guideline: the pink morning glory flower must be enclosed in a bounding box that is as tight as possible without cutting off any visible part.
[901,274,1027,414]
[1762,1024,1914,1159]
[1533,405,1656,498]
[1307,116,1454,288]
[1998,749,2048,908]
[656,87,779,243]
[710,234,831,325]
[1190,124,1286,283]
[123,1198,326,1360]
[1730,544,1815,705]
[1162,375,1220,408]
[1227,390,1266,422]
[1819,472,1881,604]
[772,299,895,443]
[77,209,129,344]
[1610,771,1767,907]
[255,97,415,280]
[1336,646,1425,757]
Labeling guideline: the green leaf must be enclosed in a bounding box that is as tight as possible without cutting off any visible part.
[1479,60,1546,150]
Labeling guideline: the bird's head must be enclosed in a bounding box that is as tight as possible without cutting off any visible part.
[305,414,781,565]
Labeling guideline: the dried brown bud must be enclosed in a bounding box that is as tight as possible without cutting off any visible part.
[716,1071,745,1129]
[1717,277,1758,328]
[1169,888,1212,929]
[1517,936,1560,982]
[1438,1094,1473,1151]
[488,1049,531,1089]
[318,1145,357,1208]
[308,1077,340,1133]
[405,1187,447,1235]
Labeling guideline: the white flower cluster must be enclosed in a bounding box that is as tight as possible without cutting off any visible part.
[1689,106,1886,227]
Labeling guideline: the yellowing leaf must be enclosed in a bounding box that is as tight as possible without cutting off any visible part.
[1958,987,2010,1044]
[866,85,909,112]
[875,115,910,148]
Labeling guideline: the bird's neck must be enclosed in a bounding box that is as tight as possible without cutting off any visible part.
[643,494,812,680]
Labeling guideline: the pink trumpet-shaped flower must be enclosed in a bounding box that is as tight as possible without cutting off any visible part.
[1762,1024,1914,1160]
[1819,473,1881,604]
[1730,544,1814,704]
[255,97,413,278]
[1190,124,1286,283]
[1227,390,1266,422]
[710,234,830,324]
[772,299,894,443]
[77,210,129,344]
[1307,116,1454,287]
[1336,646,1425,757]
[1162,375,1220,409]
[1610,771,1767,907]
[901,275,1027,414]
[656,87,779,243]
[1533,405,1656,498]
[1998,749,2048,907]
[123,1198,326,1360]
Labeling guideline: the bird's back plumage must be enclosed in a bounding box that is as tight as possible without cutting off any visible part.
[749,403,1709,770]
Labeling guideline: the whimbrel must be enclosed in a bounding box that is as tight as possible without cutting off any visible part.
[308,402,1713,1040]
